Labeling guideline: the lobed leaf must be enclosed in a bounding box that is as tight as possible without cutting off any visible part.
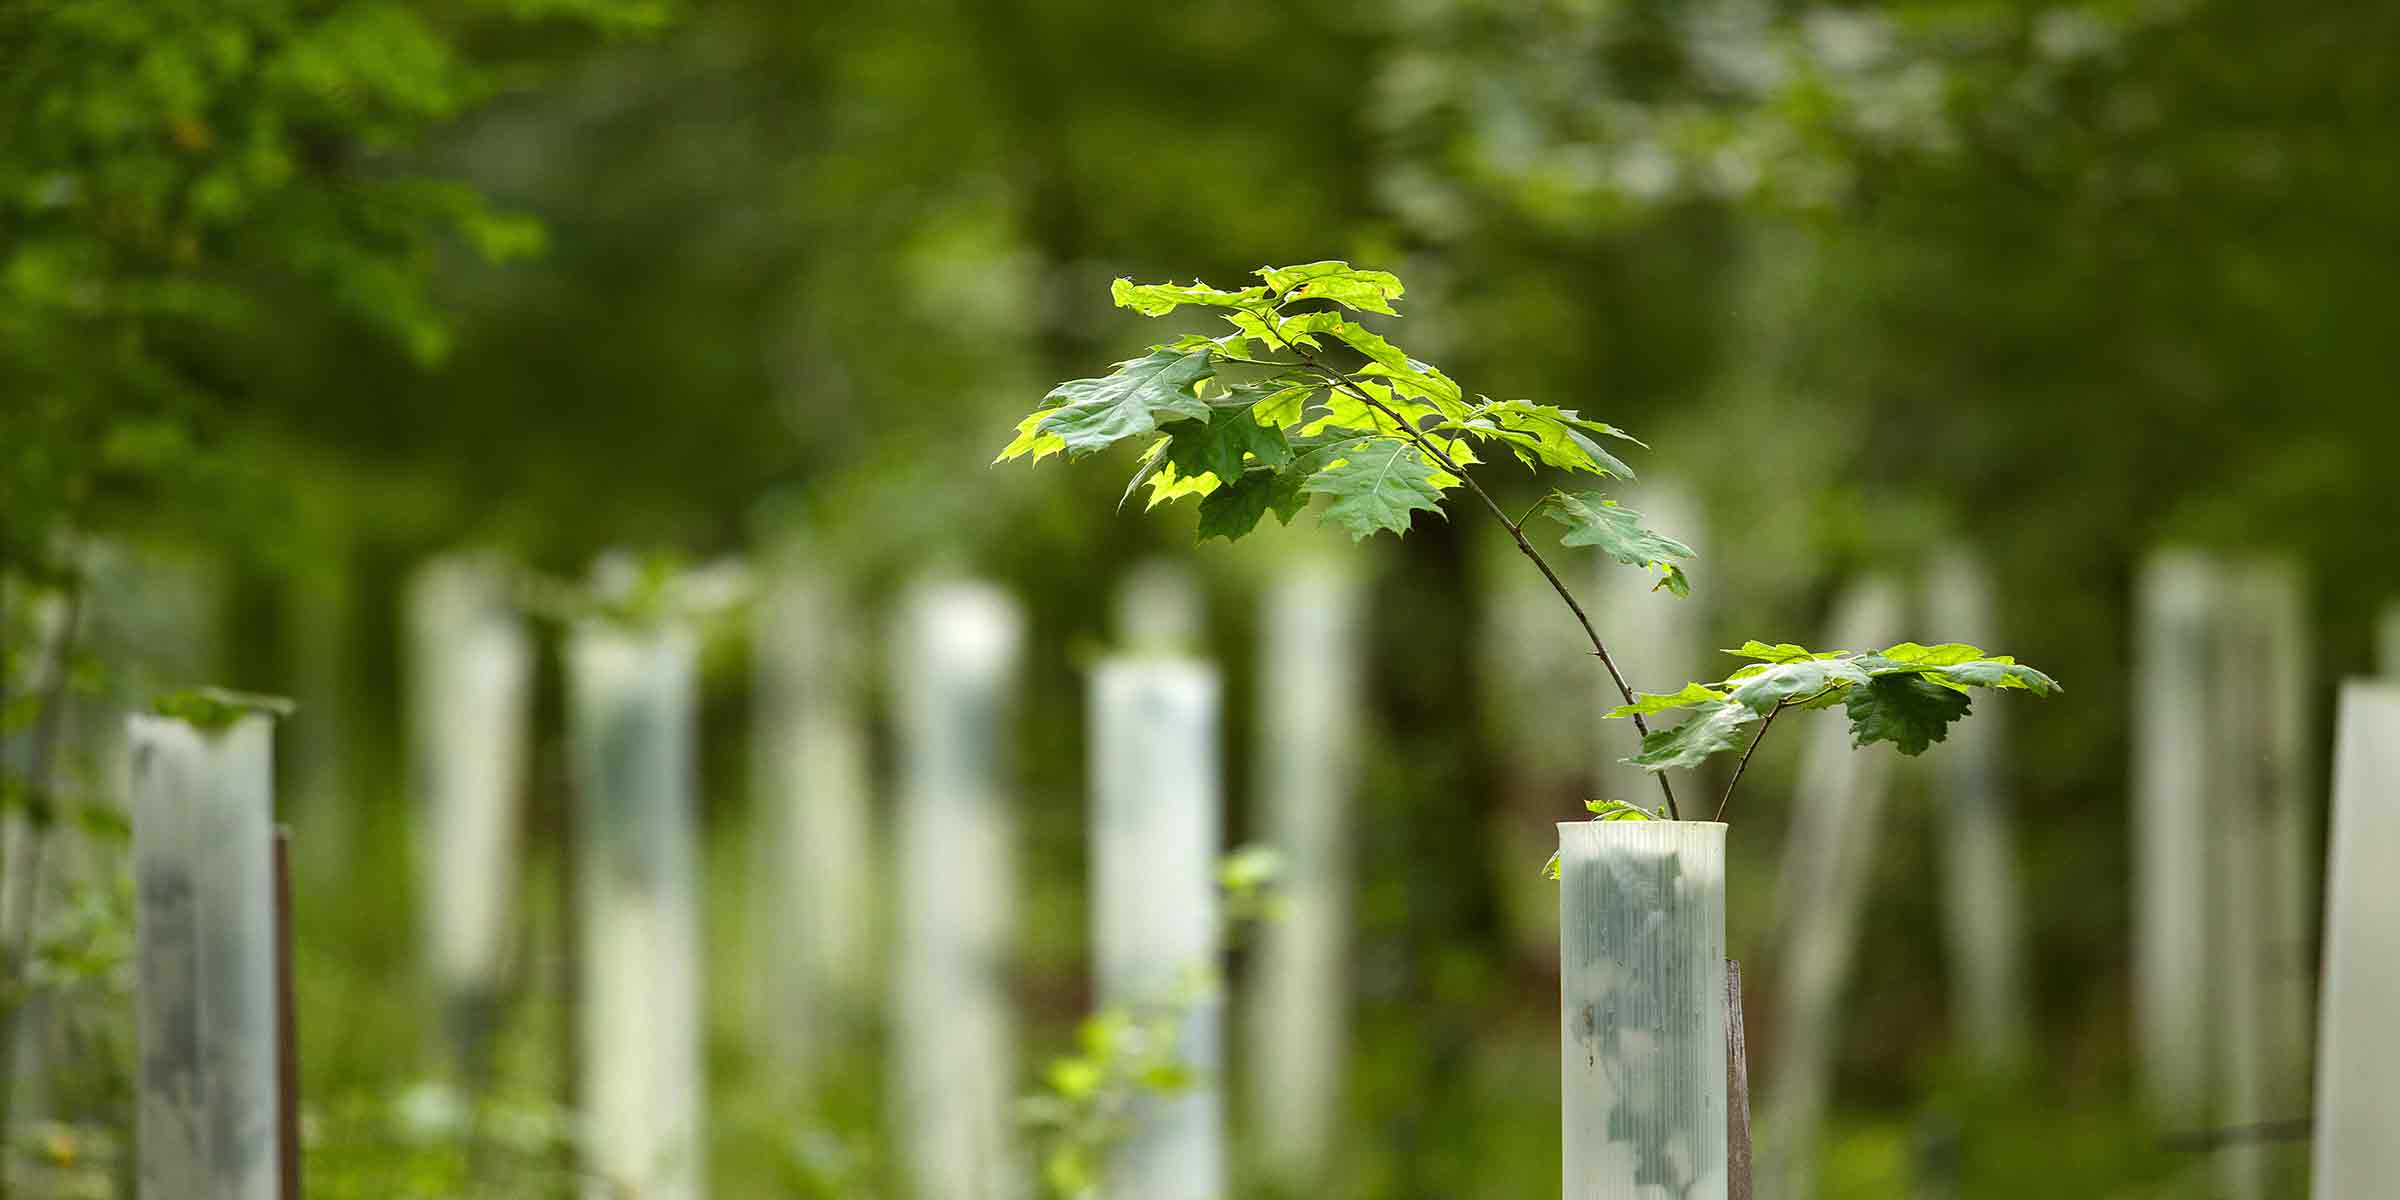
[1111,277,1269,316]
[1324,321,1463,403]
[1194,467,1308,541]
[1459,400,1636,479]
[1626,699,1761,772]
[1300,437,1451,540]
[1037,348,1216,457]
[1141,458,1220,509]
[1161,403,1291,484]
[1540,491,1695,596]
[995,408,1068,465]
[1723,640,1828,663]
[1584,798,1661,820]
[1845,674,1973,755]
[1606,681,1727,718]
[1723,656,1873,716]
[1256,261,1405,314]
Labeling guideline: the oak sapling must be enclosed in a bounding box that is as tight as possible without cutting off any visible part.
[997,261,2060,829]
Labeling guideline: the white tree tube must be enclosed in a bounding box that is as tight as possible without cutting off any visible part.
[14,547,224,1142]
[1113,559,1207,653]
[128,712,280,1200]
[407,556,534,1079]
[1244,563,1363,1186]
[1090,657,1225,1200]
[568,621,704,1200]
[2131,551,2217,1125]
[2310,683,2400,1200]
[2206,560,2314,1200]
[1589,479,1708,809]
[1558,819,1727,1200]
[889,581,1024,1200]
[1921,553,2030,1071]
[749,558,876,1078]
[1761,578,1906,1200]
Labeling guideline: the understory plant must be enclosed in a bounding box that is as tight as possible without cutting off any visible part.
[998,261,2059,826]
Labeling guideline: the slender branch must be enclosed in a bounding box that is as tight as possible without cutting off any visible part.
[1715,677,1850,820]
[1716,704,1781,823]
[1278,346,1683,819]
[1513,493,1555,533]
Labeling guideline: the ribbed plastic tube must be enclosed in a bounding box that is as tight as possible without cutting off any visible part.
[407,556,533,1077]
[1923,553,2030,1071]
[1557,819,1727,1200]
[889,581,1024,1200]
[750,558,875,1077]
[129,712,280,1200]
[2313,683,2400,1199]
[568,621,703,1200]
[1090,656,1224,1200]
[1245,563,1362,1186]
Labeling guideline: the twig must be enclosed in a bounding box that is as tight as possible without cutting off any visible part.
[1716,705,1781,823]
[1285,351,1682,818]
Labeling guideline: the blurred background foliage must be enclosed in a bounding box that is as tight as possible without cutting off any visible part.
[4,0,2394,1195]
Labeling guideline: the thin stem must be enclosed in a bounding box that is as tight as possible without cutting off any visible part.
[1716,704,1781,823]
[1280,348,1683,819]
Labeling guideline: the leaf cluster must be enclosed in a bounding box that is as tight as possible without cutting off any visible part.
[1606,641,2063,772]
[1006,263,2061,825]
[997,263,1693,592]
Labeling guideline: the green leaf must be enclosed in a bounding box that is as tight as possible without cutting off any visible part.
[1111,277,1269,316]
[1036,348,1215,457]
[1606,681,1727,718]
[1256,261,1404,314]
[1194,467,1308,542]
[1456,400,1636,478]
[1548,797,1664,876]
[1928,658,2062,694]
[1117,438,1172,511]
[1539,491,1695,596]
[994,409,1068,464]
[1723,640,1827,663]
[1850,643,2064,695]
[1300,437,1450,540]
[1162,403,1292,483]
[1250,381,1317,428]
[1723,656,1873,716]
[1583,798,1659,820]
[1845,674,1973,755]
[1626,699,1760,771]
[1325,320,1463,403]
[1229,308,1345,351]
[1874,641,1988,666]
[1141,457,1220,509]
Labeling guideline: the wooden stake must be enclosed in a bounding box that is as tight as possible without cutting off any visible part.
[1729,958,1752,1200]
[274,827,302,1200]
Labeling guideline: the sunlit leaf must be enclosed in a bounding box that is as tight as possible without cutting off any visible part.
[1037,348,1215,457]
[1606,681,1727,718]
[1111,277,1269,316]
[1301,437,1450,539]
[1539,490,1694,595]
[1625,699,1760,771]
[1256,260,1405,314]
